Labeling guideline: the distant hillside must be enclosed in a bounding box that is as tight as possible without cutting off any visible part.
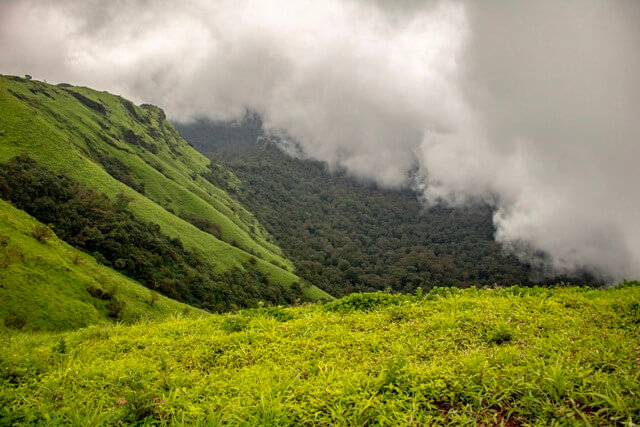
[2,283,638,424]
[176,118,550,297]
[0,75,331,309]
[0,200,206,331]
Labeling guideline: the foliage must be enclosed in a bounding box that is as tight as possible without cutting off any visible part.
[0,233,23,268]
[487,322,514,345]
[30,224,53,243]
[3,313,26,330]
[0,155,302,311]
[177,211,222,239]
[323,292,402,312]
[257,306,295,322]
[0,199,206,331]
[177,118,601,297]
[221,315,250,333]
[1,285,639,425]
[0,75,329,302]
[615,279,640,289]
[62,88,106,114]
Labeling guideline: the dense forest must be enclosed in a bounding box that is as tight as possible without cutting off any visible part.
[0,155,303,311]
[176,117,559,297]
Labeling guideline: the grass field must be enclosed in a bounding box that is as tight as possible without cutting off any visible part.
[0,75,330,301]
[1,284,639,425]
[0,200,208,331]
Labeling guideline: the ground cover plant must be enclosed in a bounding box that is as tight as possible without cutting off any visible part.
[2,283,639,425]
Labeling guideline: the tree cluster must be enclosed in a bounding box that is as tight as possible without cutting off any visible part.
[0,155,302,311]
[177,118,537,296]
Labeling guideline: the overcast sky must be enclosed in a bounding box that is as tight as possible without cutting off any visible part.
[1,0,639,282]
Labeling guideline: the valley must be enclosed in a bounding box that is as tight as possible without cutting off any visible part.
[0,76,637,426]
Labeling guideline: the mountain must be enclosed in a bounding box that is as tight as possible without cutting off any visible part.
[2,283,638,424]
[0,75,330,325]
[176,117,548,297]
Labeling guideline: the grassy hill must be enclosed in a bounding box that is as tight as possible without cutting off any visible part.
[0,200,207,331]
[0,75,330,302]
[1,284,639,425]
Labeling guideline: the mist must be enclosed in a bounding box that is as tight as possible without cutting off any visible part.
[1,0,639,282]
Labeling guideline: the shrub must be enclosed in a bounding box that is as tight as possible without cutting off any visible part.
[88,281,119,301]
[377,357,407,393]
[615,280,640,289]
[324,292,402,313]
[499,285,552,298]
[221,315,249,333]
[87,284,107,299]
[177,212,222,239]
[387,305,410,322]
[64,89,106,114]
[0,235,23,268]
[31,224,53,243]
[4,313,27,329]
[628,301,640,324]
[487,322,514,345]
[425,286,462,300]
[106,297,125,319]
[53,337,67,355]
[149,290,160,306]
[261,306,294,322]
[270,260,282,268]
[122,128,158,153]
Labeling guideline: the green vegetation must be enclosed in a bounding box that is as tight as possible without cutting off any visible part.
[0,75,330,302]
[0,199,206,331]
[177,118,596,297]
[2,284,639,425]
[1,77,636,426]
[0,155,305,311]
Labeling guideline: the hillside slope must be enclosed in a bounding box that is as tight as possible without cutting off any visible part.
[0,75,330,303]
[1,284,638,425]
[0,200,206,331]
[176,118,555,297]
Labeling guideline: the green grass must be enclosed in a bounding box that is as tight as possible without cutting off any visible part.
[0,200,207,332]
[2,284,639,425]
[0,75,330,301]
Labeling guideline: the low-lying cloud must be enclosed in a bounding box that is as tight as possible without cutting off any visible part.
[1,0,639,281]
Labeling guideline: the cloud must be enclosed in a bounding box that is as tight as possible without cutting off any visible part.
[423,1,640,280]
[1,0,639,281]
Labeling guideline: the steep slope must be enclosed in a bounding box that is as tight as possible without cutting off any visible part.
[0,200,206,331]
[1,284,638,424]
[0,75,330,303]
[176,118,558,297]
